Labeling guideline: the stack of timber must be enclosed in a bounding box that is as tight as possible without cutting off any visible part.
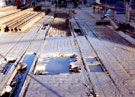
[4,12,39,32]
[17,12,45,32]
[0,8,33,24]
[0,6,50,32]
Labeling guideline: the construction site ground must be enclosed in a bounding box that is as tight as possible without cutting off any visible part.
[1,6,135,97]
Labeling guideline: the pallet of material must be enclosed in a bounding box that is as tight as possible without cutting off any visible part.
[0,6,17,12]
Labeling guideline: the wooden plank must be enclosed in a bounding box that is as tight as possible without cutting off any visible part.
[95,72,121,96]
[4,13,32,26]
[26,26,49,54]
[41,36,78,57]
[0,33,25,58]
[36,12,54,27]
[6,27,40,58]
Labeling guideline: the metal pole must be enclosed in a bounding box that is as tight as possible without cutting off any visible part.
[126,2,130,22]
[124,0,126,12]
[107,16,119,30]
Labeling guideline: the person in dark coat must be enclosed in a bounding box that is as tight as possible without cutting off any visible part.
[73,0,78,8]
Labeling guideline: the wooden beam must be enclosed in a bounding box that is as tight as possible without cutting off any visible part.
[106,16,119,30]
[0,6,17,12]
[0,13,31,31]
[17,12,45,32]
[8,13,38,32]
[0,9,20,18]
[0,8,33,24]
